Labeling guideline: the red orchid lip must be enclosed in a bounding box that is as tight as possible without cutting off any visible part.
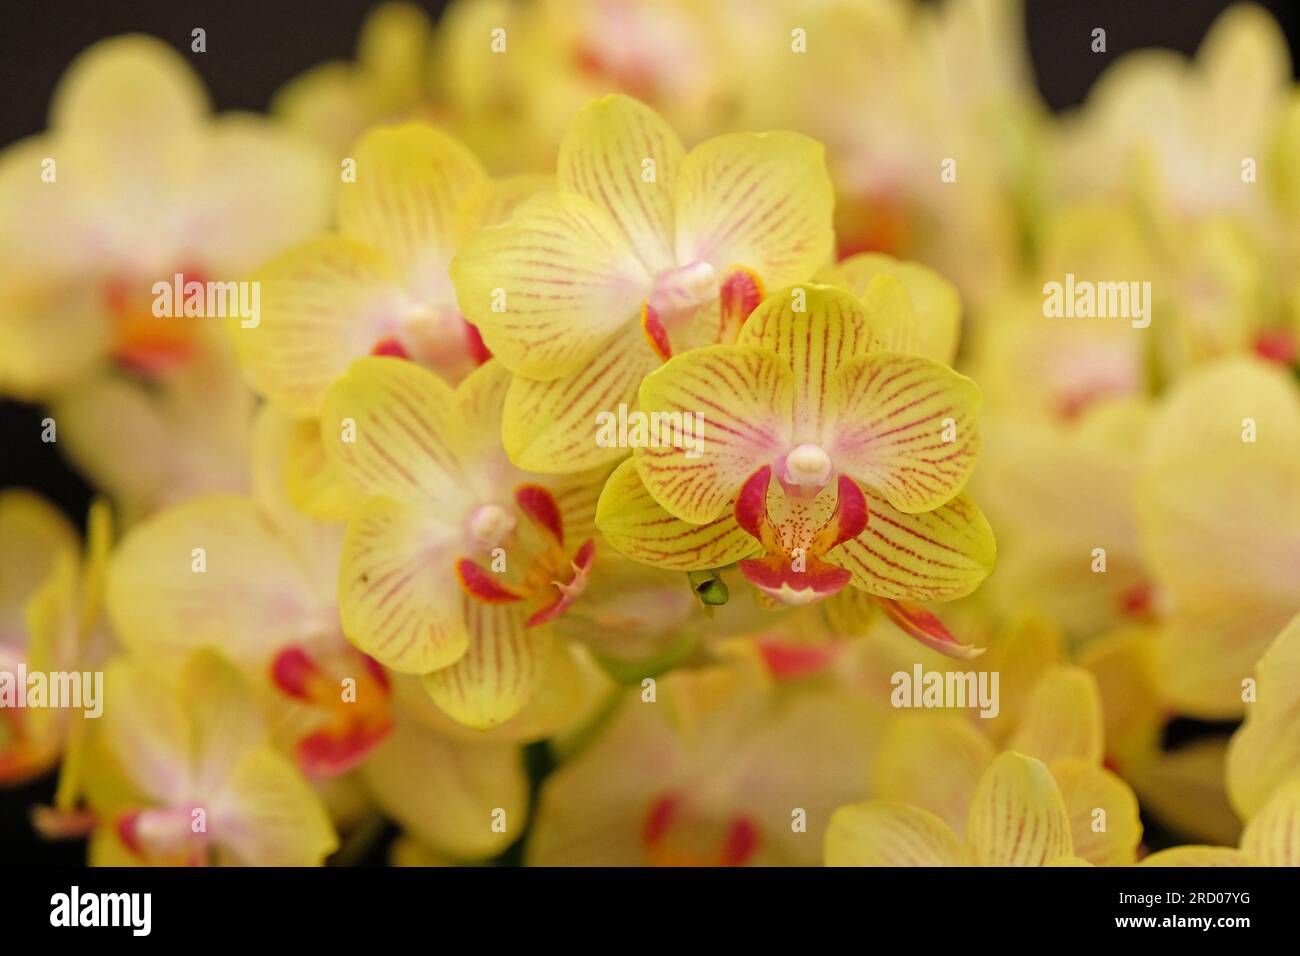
[455,485,596,627]
[734,466,869,606]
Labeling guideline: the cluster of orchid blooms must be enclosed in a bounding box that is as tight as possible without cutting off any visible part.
[1,0,1299,867]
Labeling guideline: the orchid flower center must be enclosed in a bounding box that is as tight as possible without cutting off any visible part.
[782,443,833,491]
[649,261,717,322]
[468,503,516,549]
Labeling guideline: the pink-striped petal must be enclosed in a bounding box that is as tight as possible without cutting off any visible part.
[636,344,794,523]
[422,600,550,729]
[825,351,982,513]
[736,284,881,440]
[450,191,651,379]
[674,131,834,288]
[558,94,684,274]
[827,490,996,602]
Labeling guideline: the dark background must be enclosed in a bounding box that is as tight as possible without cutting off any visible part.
[1,0,1297,865]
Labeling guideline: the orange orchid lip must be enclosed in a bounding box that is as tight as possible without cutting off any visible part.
[106,271,202,376]
[270,645,394,778]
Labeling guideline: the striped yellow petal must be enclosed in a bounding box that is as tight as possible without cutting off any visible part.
[828,490,996,602]
[451,191,651,379]
[674,131,834,289]
[1009,666,1105,766]
[241,236,403,417]
[595,459,760,570]
[736,284,880,439]
[966,752,1073,866]
[559,94,683,274]
[501,323,659,473]
[636,345,794,523]
[422,601,550,730]
[824,800,967,867]
[337,123,487,300]
[319,357,469,507]
[1240,778,1300,866]
[337,495,466,674]
[825,351,981,514]
[1051,759,1143,866]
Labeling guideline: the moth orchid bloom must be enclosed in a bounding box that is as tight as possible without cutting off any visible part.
[529,659,879,866]
[239,123,546,518]
[598,283,995,657]
[107,409,396,778]
[0,36,328,518]
[1137,357,1300,719]
[87,651,337,866]
[825,751,1090,867]
[0,494,110,784]
[869,664,1143,866]
[320,357,603,728]
[450,93,834,472]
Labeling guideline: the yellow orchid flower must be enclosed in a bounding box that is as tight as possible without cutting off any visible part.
[0,493,111,788]
[319,356,605,728]
[82,650,337,866]
[0,36,328,520]
[528,654,882,865]
[1137,356,1300,718]
[106,407,397,778]
[237,121,545,518]
[960,606,1240,851]
[0,35,329,398]
[597,282,995,656]
[450,93,835,472]
[825,750,1088,866]
[859,650,1143,866]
